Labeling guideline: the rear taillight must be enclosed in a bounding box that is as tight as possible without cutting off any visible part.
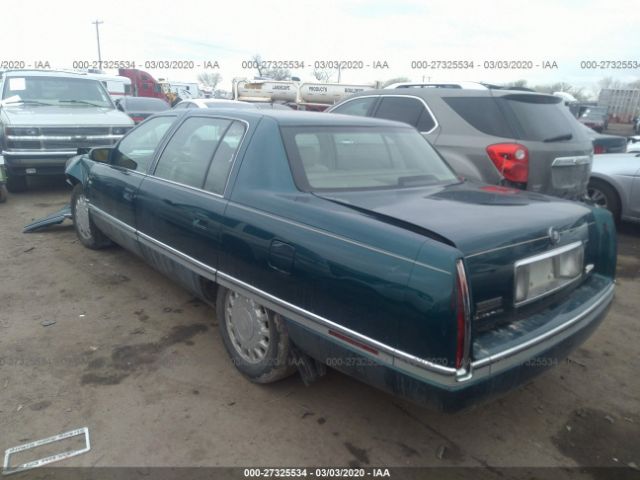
[455,260,471,371]
[593,145,605,154]
[486,143,529,183]
[131,116,145,123]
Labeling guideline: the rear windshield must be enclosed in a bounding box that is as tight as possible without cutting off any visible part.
[444,94,579,142]
[281,126,458,191]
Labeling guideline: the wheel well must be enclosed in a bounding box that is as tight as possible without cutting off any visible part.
[199,276,219,305]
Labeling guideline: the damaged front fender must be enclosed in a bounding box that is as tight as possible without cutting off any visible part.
[65,154,92,187]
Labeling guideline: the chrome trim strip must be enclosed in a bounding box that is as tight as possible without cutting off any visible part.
[137,231,218,282]
[142,174,224,199]
[514,240,582,267]
[552,155,592,167]
[229,202,451,275]
[329,94,440,135]
[89,204,136,236]
[7,135,122,141]
[472,282,614,369]
[455,259,472,378]
[2,150,78,156]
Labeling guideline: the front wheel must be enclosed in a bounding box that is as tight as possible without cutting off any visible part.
[587,179,621,223]
[217,286,295,383]
[71,184,112,249]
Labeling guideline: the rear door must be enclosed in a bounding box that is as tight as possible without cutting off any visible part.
[87,115,176,253]
[371,95,438,137]
[135,115,247,275]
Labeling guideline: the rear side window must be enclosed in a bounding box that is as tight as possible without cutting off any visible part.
[444,94,578,142]
[331,97,377,117]
[374,97,436,132]
[153,117,231,188]
[501,95,579,141]
[443,97,516,138]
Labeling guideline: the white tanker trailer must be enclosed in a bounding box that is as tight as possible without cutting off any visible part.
[232,78,373,110]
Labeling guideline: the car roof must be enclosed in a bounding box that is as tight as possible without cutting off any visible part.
[179,108,413,128]
[341,87,556,100]
[1,69,98,79]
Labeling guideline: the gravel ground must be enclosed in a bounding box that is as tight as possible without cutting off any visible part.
[0,177,638,478]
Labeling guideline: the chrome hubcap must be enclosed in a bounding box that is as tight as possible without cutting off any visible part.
[225,291,270,363]
[75,193,92,240]
[587,187,607,208]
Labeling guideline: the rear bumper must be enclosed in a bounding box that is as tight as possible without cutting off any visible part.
[287,276,614,412]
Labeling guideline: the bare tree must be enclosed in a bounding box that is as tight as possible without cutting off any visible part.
[313,68,334,83]
[251,54,291,80]
[197,72,222,90]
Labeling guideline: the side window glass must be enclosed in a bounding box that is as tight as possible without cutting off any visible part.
[204,121,246,195]
[375,97,431,131]
[153,117,231,188]
[111,116,174,171]
[331,97,377,117]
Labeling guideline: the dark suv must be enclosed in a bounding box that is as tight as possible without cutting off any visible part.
[328,82,593,199]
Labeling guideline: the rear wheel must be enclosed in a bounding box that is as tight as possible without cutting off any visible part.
[71,184,112,249]
[217,286,295,383]
[6,174,27,193]
[587,179,621,222]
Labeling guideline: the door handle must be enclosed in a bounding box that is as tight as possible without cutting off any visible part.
[193,217,209,230]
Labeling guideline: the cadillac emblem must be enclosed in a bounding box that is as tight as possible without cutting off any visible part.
[548,227,560,245]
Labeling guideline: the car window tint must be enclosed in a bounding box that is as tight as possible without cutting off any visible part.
[500,94,580,141]
[442,97,515,138]
[204,121,246,195]
[153,117,231,188]
[111,116,174,171]
[374,97,430,130]
[331,97,376,116]
[282,126,457,191]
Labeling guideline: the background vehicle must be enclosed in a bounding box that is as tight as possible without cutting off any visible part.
[173,98,257,110]
[329,82,593,199]
[578,106,609,132]
[85,71,132,100]
[66,109,616,411]
[588,152,640,223]
[580,124,627,153]
[118,68,166,101]
[233,78,373,111]
[115,96,170,123]
[0,70,134,192]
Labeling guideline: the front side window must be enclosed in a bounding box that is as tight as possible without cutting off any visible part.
[281,126,457,191]
[153,117,232,188]
[111,116,175,171]
[331,97,377,117]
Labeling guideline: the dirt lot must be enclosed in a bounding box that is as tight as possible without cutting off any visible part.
[1,178,639,477]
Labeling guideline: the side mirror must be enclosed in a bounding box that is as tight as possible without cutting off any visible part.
[89,147,113,163]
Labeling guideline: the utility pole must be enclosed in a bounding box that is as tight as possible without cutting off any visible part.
[92,19,104,69]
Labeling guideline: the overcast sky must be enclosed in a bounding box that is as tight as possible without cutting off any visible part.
[3,0,639,96]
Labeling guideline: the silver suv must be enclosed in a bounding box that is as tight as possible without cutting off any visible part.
[0,70,133,192]
[329,82,593,200]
